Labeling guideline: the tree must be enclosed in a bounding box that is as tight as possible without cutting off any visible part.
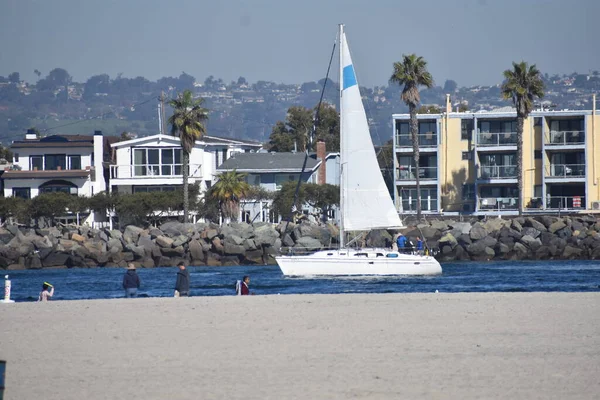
[37,68,72,95]
[390,54,434,220]
[168,90,209,222]
[443,79,457,93]
[211,170,250,222]
[8,72,20,84]
[501,61,545,215]
[416,105,441,114]
[30,192,73,226]
[272,181,305,221]
[83,74,111,100]
[304,183,339,222]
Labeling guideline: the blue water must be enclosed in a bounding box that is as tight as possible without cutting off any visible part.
[4,260,600,302]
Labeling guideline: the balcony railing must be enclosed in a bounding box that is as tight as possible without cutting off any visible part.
[396,133,438,148]
[546,130,585,146]
[546,196,585,209]
[396,166,438,180]
[478,165,517,179]
[477,132,517,146]
[478,197,518,211]
[400,199,439,212]
[110,163,202,179]
[545,164,585,178]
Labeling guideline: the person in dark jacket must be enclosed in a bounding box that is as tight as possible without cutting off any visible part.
[123,263,141,298]
[174,261,190,297]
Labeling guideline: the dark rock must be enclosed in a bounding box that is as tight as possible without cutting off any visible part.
[548,220,567,234]
[535,246,552,259]
[563,245,582,259]
[458,234,472,246]
[470,222,488,240]
[525,218,547,232]
[26,255,43,269]
[188,239,204,262]
[123,225,143,244]
[366,230,393,248]
[540,216,559,228]
[204,229,219,240]
[244,238,258,251]
[244,249,264,264]
[172,234,191,247]
[438,233,458,249]
[511,219,523,232]
[520,235,542,251]
[212,237,224,254]
[513,242,528,256]
[556,227,572,240]
[224,242,246,256]
[42,252,69,267]
[149,227,163,238]
[521,227,540,239]
[161,246,185,257]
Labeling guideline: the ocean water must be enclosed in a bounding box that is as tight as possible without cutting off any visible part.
[3,260,600,302]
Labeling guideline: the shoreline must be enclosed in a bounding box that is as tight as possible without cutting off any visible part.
[1,293,599,399]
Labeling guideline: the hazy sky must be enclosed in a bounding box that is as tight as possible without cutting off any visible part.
[1,0,598,88]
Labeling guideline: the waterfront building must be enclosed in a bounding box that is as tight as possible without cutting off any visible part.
[216,141,340,223]
[392,96,600,215]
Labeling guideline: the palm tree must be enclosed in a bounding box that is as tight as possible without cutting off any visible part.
[211,170,251,223]
[390,54,434,220]
[501,61,545,215]
[168,90,209,223]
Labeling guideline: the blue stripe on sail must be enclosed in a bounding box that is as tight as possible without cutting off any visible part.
[343,64,357,90]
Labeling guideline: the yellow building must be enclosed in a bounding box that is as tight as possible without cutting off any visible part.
[392,96,600,215]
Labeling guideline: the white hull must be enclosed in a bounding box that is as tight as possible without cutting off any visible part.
[276,248,442,276]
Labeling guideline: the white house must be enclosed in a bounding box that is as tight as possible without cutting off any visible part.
[109,134,262,194]
[3,130,109,199]
[217,141,340,223]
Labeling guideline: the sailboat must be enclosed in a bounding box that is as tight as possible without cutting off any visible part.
[275,25,442,277]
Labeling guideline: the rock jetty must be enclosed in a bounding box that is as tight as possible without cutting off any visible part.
[1,215,599,270]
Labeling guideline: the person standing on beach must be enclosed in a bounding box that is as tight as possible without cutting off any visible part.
[38,282,54,302]
[123,263,140,298]
[174,261,190,297]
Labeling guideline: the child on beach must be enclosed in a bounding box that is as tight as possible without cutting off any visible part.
[38,282,54,302]
[235,276,252,295]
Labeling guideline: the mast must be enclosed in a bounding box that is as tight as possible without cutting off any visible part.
[339,23,345,249]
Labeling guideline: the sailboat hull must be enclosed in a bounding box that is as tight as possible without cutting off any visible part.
[276,249,442,277]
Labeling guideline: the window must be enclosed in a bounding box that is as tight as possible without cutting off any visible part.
[31,156,43,170]
[133,185,182,193]
[275,174,299,189]
[45,154,66,170]
[133,148,182,176]
[39,180,77,194]
[400,187,438,211]
[462,184,475,200]
[461,120,473,140]
[13,187,30,199]
[534,117,542,126]
[418,121,436,134]
[246,174,261,186]
[479,120,516,133]
[462,151,472,160]
[69,155,81,170]
[534,150,542,159]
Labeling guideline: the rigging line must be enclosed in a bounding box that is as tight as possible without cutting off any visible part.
[284,40,337,228]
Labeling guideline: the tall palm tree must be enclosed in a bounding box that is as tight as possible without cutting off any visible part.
[211,170,251,223]
[390,54,434,220]
[501,61,545,215]
[168,90,209,223]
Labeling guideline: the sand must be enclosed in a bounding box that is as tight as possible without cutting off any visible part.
[1,293,599,399]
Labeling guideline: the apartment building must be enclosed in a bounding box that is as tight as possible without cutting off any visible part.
[392,96,600,215]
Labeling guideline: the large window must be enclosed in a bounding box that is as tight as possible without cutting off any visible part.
[246,174,261,186]
[133,185,181,193]
[461,120,473,140]
[133,148,182,176]
[31,155,43,170]
[479,120,517,133]
[275,174,299,189]
[550,119,583,132]
[400,187,438,212]
[69,155,81,170]
[39,180,77,195]
[45,154,66,170]
[13,187,31,199]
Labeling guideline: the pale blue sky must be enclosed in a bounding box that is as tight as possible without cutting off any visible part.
[1,0,598,87]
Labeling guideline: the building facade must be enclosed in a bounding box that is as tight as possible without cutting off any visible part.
[3,130,108,199]
[392,98,600,215]
[109,134,262,194]
[217,141,340,223]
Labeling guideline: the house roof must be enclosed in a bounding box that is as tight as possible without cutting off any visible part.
[111,133,262,148]
[11,135,95,149]
[2,169,91,179]
[217,152,322,173]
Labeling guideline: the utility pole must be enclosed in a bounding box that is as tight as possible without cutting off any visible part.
[160,91,167,135]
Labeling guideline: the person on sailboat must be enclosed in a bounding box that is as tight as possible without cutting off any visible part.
[416,237,424,255]
[397,234,407,253]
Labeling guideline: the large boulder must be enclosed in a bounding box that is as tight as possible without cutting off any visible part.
[161,246,185,257]
[294,236,323,251]
[525,218,547,232]
[188,239,204,262]
[366,230,393,248]
[520,235,542,251]
[123,225,143,244]
[172,234,191,247]
[521,227,540,239]
[449,222,472,235]
[109,230,123,240]
[71,233,86,243]
[470,222,488,240]
[483,218,509,233]
[224,234,245,246]
[244,239,258,251]
[224,242,246,256]
[229,222,254,239]
[429,220,448,231]
[548,220,567,234]
[438,233,458,249]
[42,252,70,267]
[254,224,279,247]
[156,235,174,248]
[563,245,582,259]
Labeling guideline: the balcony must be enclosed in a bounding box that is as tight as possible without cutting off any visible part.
[396,166,438,180]
[545,164,585,178]
[396,133,438,148]
[478,197,518,211]
[547,196,585,210]
[545,130,585,146]
[110,163,202,181]
[478,165,517,179]
[477,132,517,147]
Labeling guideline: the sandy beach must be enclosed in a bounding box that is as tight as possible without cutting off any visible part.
[1,293,599,399]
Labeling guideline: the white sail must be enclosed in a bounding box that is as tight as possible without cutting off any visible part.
[340,31,404,231]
